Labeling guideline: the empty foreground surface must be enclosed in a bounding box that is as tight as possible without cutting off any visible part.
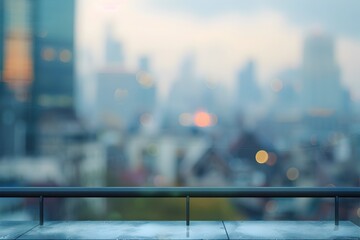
[0,221,359,239]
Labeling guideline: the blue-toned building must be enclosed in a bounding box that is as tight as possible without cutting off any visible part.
[0,0,76,156]
[0,0,31,157]
[26,0,76,154]
[96,68,156,131]
[235,60,262,112]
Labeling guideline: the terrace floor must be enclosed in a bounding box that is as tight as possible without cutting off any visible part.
[0,220,359,239]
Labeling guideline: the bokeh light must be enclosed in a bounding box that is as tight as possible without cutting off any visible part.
[255,150,269,164]
[114,88,128,100]
[59,49,72,62]
[286,167,300,181]
[265,200,277,213]
[42,47,56,61]
[357,207,360,218]
[137,72,154,88]
[194,111,212,128]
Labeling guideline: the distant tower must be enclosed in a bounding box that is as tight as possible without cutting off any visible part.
[301,32,343,114]
[105,25,124,65]
[236,60,261,110]
[167,54,198,114]
[96,44,156,129]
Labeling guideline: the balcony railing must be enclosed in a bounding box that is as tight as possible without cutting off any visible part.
[0,187,359,226]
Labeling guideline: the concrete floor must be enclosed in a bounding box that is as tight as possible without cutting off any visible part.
[0,221,359,239]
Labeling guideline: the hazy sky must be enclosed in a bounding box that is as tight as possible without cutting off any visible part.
[149,0,360,38]
[77,0,360,100]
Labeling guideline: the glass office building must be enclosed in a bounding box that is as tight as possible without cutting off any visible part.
[0,0,75,156]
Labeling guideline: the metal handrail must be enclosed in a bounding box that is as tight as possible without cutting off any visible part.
[0,187,360,197]
[1,187,359,226]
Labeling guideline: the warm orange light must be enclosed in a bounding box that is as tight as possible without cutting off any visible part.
[3,35,33,83]
[194,111,212,127]
[255,150,268,164]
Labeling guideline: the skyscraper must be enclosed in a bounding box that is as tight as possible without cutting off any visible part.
[301,33,343,114]
[235,60,262,113]
[0,0,32,157]
[0,1,4,78]
[301,32,351,141]
[31,0,75,110]
[105,25,124,66]
[0,0,6,156]
[96,37,156,130]
[0,0,4,90]
[0,0,75,155]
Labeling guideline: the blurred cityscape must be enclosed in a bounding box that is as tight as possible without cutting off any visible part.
[0,0,359,225]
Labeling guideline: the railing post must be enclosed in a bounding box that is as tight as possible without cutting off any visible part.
[186,195,190,226]
[335,196,339,226]
[39,196,44,226]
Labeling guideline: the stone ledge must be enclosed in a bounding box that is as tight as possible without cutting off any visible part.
[1,220,359,239]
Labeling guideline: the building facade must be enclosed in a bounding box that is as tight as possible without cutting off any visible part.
[0,0,76,156]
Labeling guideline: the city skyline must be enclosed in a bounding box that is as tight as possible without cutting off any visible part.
[0,0,359,226]
[77,0,360,102]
